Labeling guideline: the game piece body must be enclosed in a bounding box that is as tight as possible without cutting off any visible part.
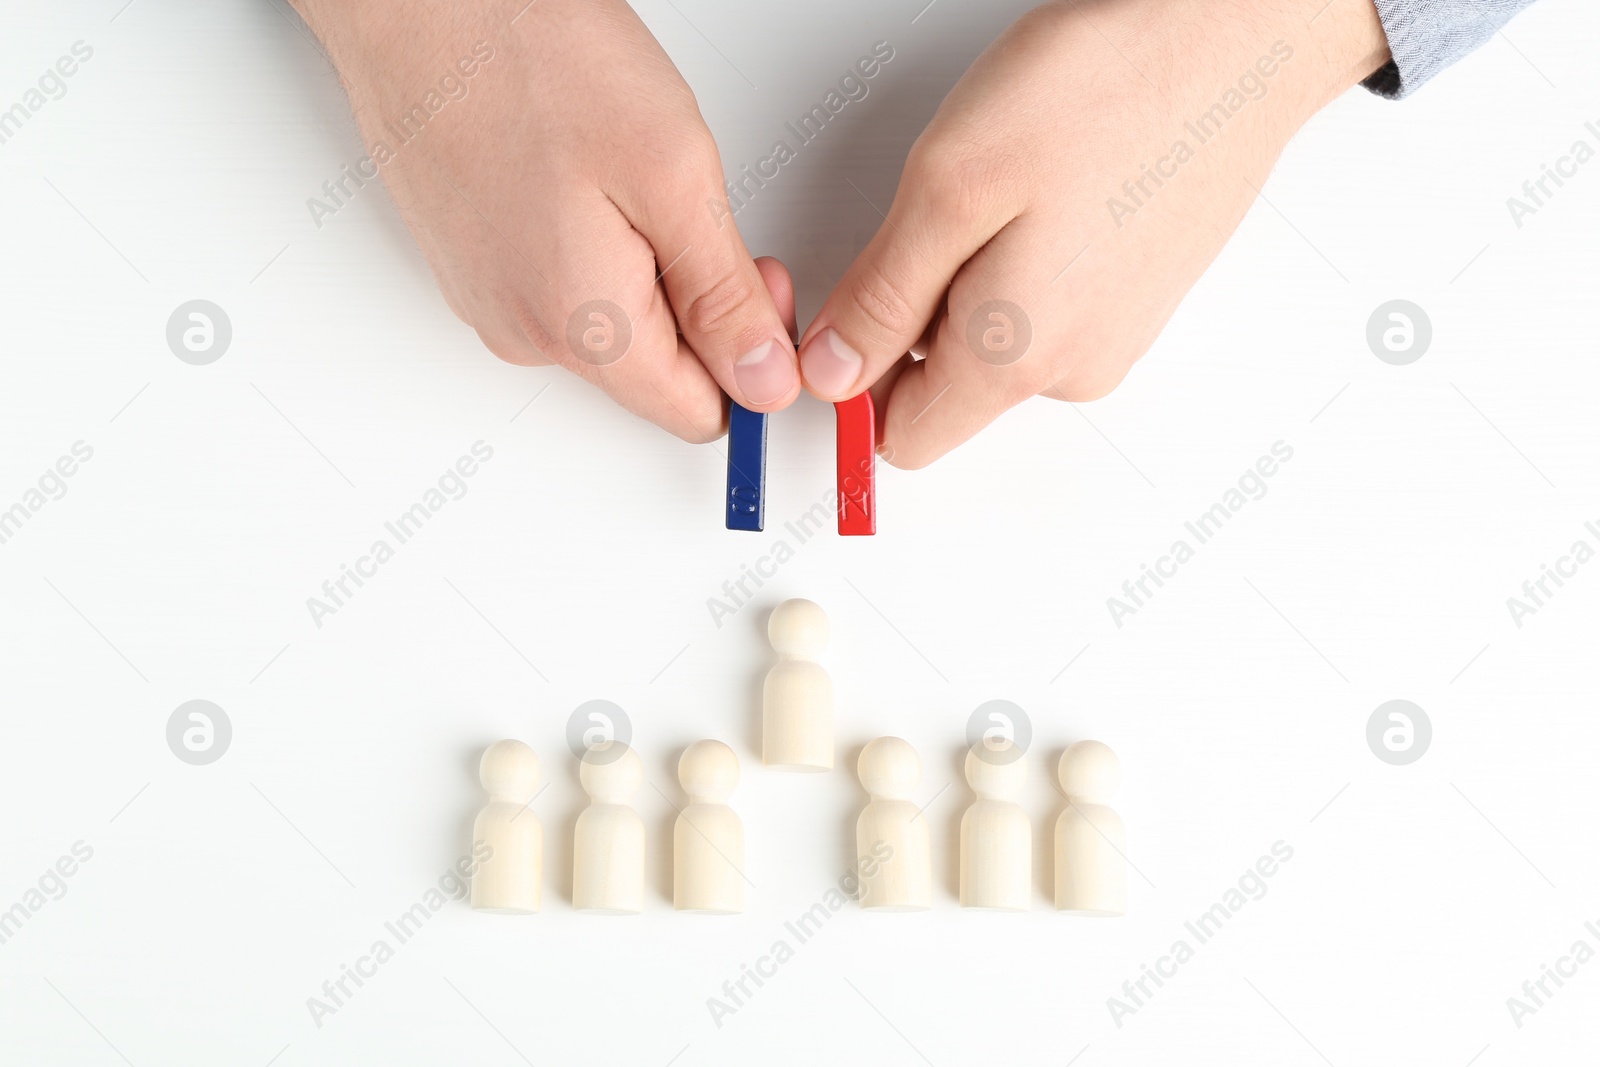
[856,737,931,910]
[573,741,645,914]
[1055,740,1127,916]
[960,740,1030,910]
[471,739,542,914]
[726,401,768,532]
[674,740,744,913]
[762,599,834,771]
[835,393,876,535]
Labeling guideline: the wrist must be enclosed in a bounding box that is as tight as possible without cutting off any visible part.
[290,0,477,84]
[1262,0,1391,118]
[1057,0,1390,134]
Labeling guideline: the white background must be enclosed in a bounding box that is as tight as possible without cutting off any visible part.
[1,0,1597,1064]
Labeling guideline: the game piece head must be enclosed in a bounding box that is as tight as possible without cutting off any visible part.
[1058,740,1120,803]
[768,598,829,657]
[480,739,540,800]
[857,736,920,799]
[579,740,643,803]
[679,739,739,802]
[965,740,1027,798]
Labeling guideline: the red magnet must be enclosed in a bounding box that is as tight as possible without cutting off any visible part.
[834,392,876,536]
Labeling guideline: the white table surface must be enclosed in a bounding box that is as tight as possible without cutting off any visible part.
[2,1,1597,1063]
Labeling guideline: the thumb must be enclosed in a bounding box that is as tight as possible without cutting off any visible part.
[626,167,799,412]
[797,159,1014,401]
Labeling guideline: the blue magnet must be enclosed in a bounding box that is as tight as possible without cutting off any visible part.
[726,401,768,531]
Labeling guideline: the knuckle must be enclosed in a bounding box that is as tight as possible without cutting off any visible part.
[649,131,721,198]
[1016,355,1066,396]
[1034,325,1134,400]
[1052,361,1131,403]
[844,263,920,342]
[476,326,544,368]
[506,299,557,356]
[879,435,935,471]
[681,266,758,340]
[666,410,726,445]
[438,284,472,325]
[634,363,728,444]
[907,136,1007,230]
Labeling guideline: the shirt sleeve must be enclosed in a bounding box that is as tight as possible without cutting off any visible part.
[1363,0,1540,98]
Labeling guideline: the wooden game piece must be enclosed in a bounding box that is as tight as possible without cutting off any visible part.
[835,392,876,535]
[726,401,768,532]
[1054,740,1127,916]
[673,740,744,913]
[762,598,834,771]
[573,741,645,914]
[471,739,542,914]
[856,737,931,910]
[960,740,1030,910]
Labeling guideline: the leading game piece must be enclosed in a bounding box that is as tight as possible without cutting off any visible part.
[762,598,834,771]
[960,739,1030,910]
[856,736,931,910]
[471,739,542,914]
[573,741,645,914]
[726,400,768,532]
[1054,740,1127,916]
[674,740,744,913]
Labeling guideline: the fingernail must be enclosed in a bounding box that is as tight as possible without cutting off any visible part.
[733,339,797,406]
[799,328,863,398]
